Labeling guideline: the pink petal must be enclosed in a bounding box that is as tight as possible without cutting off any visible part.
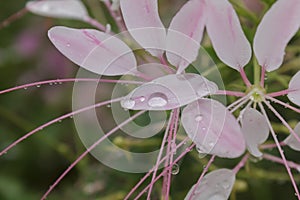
[253,0,300,72]
[181,99,245,158]
[120,0,166,57]
[121,74,218,110]
[205,0,251,71]
[288,71,300,106]
[284,122,300,151]
[185,169,235,200]
[48,26,137,76]
[241,108,269,157]
[166,0,206,73]
[26,0,88,20]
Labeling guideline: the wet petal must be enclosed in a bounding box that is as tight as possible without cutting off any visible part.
[26,0,88,20]
[284,122,300,151]
[205,0,251,71]
[48,26,137,76]
[121,74,218,110]
[253,0,300,72]
[288,71,300,106]
[166,0,206,73]
[120,0,166,57]
[241,108,269,157]
[185,169,235,200]
[181,99,245,158]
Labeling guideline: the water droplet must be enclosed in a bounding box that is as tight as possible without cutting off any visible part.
[24,87,27,90]
[201,127,207,131]
[49,83,53,86]
[66,43,71,47]
[296,166,300,173]
[207,193,224,200]
[58,120,62,123]
[36,85,41,88]
[208,142,215,147]
[122,99,135,109]
[171,164,180,175]
[69,115,74,119]
[195,114,203,122]
[107,104,111,108]
[147,93,168,107]
[136,96,145,102]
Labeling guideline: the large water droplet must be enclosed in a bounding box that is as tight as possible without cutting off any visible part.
[171,163,180,175]
[147,93,168,107]
[122,99,135,109]
[195,114,203,122]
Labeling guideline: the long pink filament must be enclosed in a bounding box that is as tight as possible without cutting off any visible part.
[187,155,216,200]
[41,110,146,200]
[0,97,123,157]
[259,102,300,200]
[0,78,144,95]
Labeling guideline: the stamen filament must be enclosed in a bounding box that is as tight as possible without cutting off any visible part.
[0,78,144,95]
[187,155,216,200]
[259,102,300,200]
[41,110,146,200]
[0,97,123,157]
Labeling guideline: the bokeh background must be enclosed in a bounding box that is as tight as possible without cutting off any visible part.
[0,0,299,199]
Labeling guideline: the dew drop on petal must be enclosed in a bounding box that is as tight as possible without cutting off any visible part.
[171,163,180,175]
[195,114,203,122]
[122,99,136,109]
[147,93,168,107]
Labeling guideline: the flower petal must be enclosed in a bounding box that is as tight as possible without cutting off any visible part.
[48,26,137,76]
[120,0,166,57]
[121,74,218,110]
[166,0,206,73]
[241,108,269,157]
[284,122,300,151]
[181,99,246,158]
[288,71,300,106]
[253,0,300,72]
[205,0,251,71]
[184,169,235,200]
[26,0,88,20]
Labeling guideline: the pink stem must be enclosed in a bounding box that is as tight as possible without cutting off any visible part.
[260,142,286,149]
[188,155,216,200]
[264,100,300,145]
[265,96,300,114]
[134,144,196,200]
[41,110,145,200]
[267,89,291,97]
[260,66,266,87]
[0,6,29,29]
[232,154,249,174]
[147,110,176,199]
[124,137,190,200]
[83,16,106,32]
[216,90,245,97]
[0,97,123,157]
[259,103,300,200]
[0,78,144,95]
[263,153,300,170]
[239,67,252,87]
[164,108,180,200]
[103,1,126,31]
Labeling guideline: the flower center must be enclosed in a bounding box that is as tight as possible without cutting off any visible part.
[247,86,266,103]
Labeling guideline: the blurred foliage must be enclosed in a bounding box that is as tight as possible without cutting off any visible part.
[0,0,299,200]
